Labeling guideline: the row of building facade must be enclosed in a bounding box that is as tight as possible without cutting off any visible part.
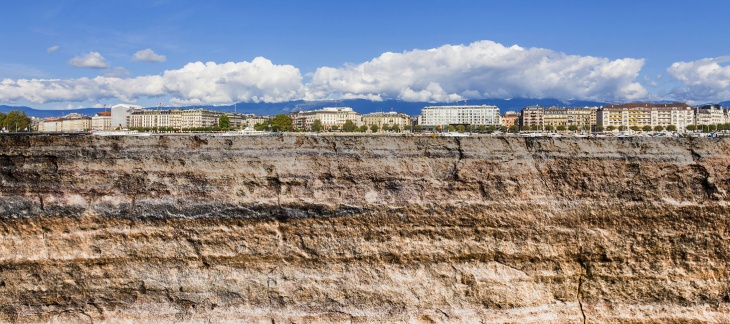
[36,102,730,133]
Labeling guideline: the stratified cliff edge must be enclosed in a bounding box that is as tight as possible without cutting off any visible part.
[1,135,729,323]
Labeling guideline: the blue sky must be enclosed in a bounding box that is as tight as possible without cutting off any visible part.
[0,0,728,109]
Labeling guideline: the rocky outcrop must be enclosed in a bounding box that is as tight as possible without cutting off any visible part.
[1,134,730,322]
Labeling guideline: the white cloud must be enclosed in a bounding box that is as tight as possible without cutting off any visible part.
[46,45,60,53]
[0,57,304,105]
[306,40,648,102]
[132,48,167,63]
[667,56,730,103]
[68,52,109,69]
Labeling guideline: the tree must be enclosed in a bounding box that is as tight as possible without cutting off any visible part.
[254,122,268,131]
[342,120,357,132]
[544,125,554,132]
[583,125,591,131]
[666,125,677,132]
[218,114,231,130]
[556,125,566,132]
[498,126,508,133]
[708,124,717,132]
[477,125,487,133]
[331,125,339,131]
[595,125,605,132]
[391,124,401,133]
[311,119,322,132]
[1,110,31,132]
[270,114,292,132]
[414,125,424,132]
[359,125,368,132]
[686,124,697,132]
[508,125,519,133]
[487,125,497,132]
[446,125,456,132]
[642,125,652,132]
[456,125,465,133]
[465,125,474,132]
[381,124,391,132]
[630,126,641,132]
[568,125,578,132]
[618,126,628,131]
[653,125,664,132]
[370,124,379,133]
[606,125,616,131]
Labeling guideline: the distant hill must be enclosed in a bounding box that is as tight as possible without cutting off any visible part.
[0,98,629,118]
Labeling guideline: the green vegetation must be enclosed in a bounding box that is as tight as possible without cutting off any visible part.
[508,125,519,133]
[370,124,379,133]
[686,124,697,131]
[414,125,424,132]
[630,126,641,132]
[446,125,456,132]
[653,125,664,132]
[556,125,566,132]
[568,125,578,132]
[594,125,604,132]
[218,114,231,129]
[642,125,652,132]
[456,125,465,133]
[666,125,677,132]
[391,124,401,133]
[544,125,554,132]
[342,120,357,132]
[477,125,487,133]
[311,119,322,132]
[359,125,368,132]
[606,126,616,131]
[0,110,32,132]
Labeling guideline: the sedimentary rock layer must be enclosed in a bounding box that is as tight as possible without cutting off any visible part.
[1,135,729,322]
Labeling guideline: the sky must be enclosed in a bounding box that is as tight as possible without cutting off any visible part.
[0,0,729,109]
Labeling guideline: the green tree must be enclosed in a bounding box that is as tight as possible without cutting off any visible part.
[653,125,664,132]
[568,125,578,132]
[456,125,465,133]
[641,125,652,132]
[477,125,487,133]
[270,114,292,132]
[254,122,268,131]
[583,125,591,131]
[630,126,641,131]
[618,125,628,131]
[686,124,697,131]
[2,110,32,132]
[414,125,424,132]
[391,124,401,133]
[331,125,339,131]
[595,125,605,132]
[446,125,456,132]
[508,125,519,133]
[544,125,554,132]
[487,125,497,132]
[666,125,677,132]
[606,125,616,131]
[381,124,391,132]
[342,120,357,132]
[708,124,717,132]
[499,126,508,132]
[359,125,368,132]
[556,125,566,132]
[311,119,322,132]
[218,114,231,129]
[370,124,379,133]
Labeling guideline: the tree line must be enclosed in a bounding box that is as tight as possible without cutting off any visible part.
[0,110,32,132]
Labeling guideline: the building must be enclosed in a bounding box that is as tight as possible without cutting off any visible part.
[110,104,143,129]
[361,112,411,131]
[419,105,501,127]
[519,106,544,129]
[501,111,520,128]
[597,102,694,131]
[40,113,91,132]
[91,111,112,131]
[292,107,361,131]
[694,104,725,126]
[127,108,240,130]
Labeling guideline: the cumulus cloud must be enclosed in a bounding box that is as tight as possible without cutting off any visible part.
[306,40,648,102]
[68,52,109,69]
[133,48,167,63]
[667,56,730,103]
[0,57,303,105]
[46,45,60,53]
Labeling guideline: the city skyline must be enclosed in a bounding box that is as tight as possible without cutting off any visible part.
[0,0,729,110]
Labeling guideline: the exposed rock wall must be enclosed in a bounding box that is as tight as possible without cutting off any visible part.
[1,135,730,322]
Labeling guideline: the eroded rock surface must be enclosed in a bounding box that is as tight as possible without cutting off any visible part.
[1,135,729,322]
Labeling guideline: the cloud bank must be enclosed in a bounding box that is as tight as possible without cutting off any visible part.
[668,56,730,103]
[68,52,109,69]
[133,49,167,63]
[306,40,648,102]
[11,40,730,107]
[0,57,303,105]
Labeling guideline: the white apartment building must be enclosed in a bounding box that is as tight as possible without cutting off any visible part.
[91,112,112,131]
[110,104,143,129]
[40,113,92,132]
[694,104,725,126]
[127,108,238,129]
[292,107,361,130]
[419,105,501,127]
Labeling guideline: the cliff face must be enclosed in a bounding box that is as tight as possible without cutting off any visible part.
[1,135,730,323]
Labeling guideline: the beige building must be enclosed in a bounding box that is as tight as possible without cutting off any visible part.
[521,106,597,130]
[292,107,361,131]
[694,104,725,126]
[519,106,544,129]
[361,112,411,131]
[597,103,694,131]
[420,105,501,127]
[127,108,241,129]
[40,113,91,132]
[91,111,112,131]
